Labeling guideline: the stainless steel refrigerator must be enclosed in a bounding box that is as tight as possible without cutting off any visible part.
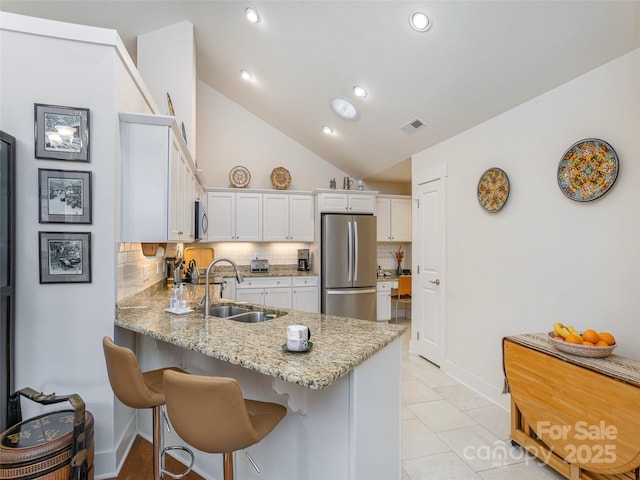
[321,213,377,321]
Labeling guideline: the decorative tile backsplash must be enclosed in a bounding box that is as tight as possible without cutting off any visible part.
[117,243,165,301]
[377,242,412,272]
[207,242,312,265]
[117,240,411,301]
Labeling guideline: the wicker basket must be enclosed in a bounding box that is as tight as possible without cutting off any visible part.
[1,388,93,480]
[547,332,616,358]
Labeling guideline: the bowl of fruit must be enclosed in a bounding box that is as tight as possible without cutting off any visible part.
[548,323,617,358]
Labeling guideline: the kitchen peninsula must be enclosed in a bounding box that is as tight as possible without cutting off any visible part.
[116,282,406,480]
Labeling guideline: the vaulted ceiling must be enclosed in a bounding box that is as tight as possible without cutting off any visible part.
[2,1,639,183]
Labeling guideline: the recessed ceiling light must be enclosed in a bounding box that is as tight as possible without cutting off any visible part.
[409,11,431,32]
[353,86,368,98]
[330,97,358,120]
[245,7,261,23]
[323,125,333,135]
[241,69,253,81]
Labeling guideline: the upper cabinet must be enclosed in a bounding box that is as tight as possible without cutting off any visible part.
[207,190,262,242]
[120,113,202,242]
[263,193,314,242]
[316,190,377,214]
[376,195,412,242]
[208,189,314,242]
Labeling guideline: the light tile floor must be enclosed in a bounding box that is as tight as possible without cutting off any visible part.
[398,319,565,480]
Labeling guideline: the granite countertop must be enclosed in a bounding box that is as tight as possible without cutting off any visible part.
[116,283,406,390]
[206,264,317,278]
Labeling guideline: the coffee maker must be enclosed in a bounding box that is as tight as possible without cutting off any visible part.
[297,249,310,271]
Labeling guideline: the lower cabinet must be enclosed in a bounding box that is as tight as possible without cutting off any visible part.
[233,275,319,312]
[376,282,392,321]
[292,276,319,313]
[235,277,293,309]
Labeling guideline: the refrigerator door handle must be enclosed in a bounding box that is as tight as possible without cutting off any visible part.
[353,220,359,282]
[326,288,377,295]
[347,220,353,282]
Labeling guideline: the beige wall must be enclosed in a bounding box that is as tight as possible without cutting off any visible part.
[412,48,640,406]
[196,80,348,191]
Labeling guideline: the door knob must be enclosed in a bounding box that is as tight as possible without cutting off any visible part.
[429,279,440,286]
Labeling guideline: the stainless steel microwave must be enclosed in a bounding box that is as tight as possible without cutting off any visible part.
[194,200,208,241]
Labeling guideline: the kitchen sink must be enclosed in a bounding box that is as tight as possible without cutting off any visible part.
[208,305,250,318]
[207,303,283,323]
[228,311,274,323]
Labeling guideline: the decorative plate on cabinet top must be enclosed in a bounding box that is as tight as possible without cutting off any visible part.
[229,165,251,188]
[477,167,510,213]
[271,167,291,190]
[557,138,619,202]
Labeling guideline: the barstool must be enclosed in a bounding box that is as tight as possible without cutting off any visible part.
[163,369,287,480]
[102,336,193,480]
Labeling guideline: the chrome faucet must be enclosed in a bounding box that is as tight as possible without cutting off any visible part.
[204,257,244,318]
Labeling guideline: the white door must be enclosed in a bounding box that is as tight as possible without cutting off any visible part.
[416,175,446,366]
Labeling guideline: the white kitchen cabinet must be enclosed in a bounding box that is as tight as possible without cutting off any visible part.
[120,113,201,242]
[292,276,319,313]
[316,190,377,214]
[376,281,392,321]
[235,276,292,309]
[376,195,412,242]
[207,190,262,241]
[263,193,314,242]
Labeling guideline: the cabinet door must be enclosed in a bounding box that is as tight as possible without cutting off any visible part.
[292,286,318,313]
[235,193,262,241]
[235,288,264,305]
[183,161,196,242]
[349,193,376,213]
[377,291,391,321]
[376,198,391,241]
[263,194,289,241]
[264,288,292,309]
[168,133,185,241]
[390,198,412,242]
[289,194,314,241]
[318,192,349,212]
[207,192,235,241]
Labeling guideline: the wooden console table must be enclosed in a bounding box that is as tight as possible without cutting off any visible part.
[503,333,640,480]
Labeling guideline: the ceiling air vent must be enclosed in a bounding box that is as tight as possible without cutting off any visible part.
[401,117,426,134]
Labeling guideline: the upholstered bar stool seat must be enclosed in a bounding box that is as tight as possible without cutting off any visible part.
[102,336,193,480]
[163,369,287,480]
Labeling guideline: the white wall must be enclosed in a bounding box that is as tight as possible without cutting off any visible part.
[196,80,348,190]
[412,49,640,407]
[1,13,155,479]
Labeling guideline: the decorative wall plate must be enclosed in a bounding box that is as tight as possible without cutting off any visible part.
[229,165,251,188]
[557,138,619,202]
[166,92,175,116]
[271,167,291,190]
[477,167,510,212]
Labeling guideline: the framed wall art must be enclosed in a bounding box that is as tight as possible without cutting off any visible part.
[38,168,92,224]
[34,103,90,162]
[39,231,91,284]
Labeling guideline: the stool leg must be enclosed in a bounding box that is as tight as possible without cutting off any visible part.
[152,405,162,480]
[223,452,234,480]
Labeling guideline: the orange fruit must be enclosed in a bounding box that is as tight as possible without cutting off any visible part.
[582,341,595,346]
[582,329,599,344]
[595,340,610,347]
[598,332,616,346]
[565,334,582,344]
